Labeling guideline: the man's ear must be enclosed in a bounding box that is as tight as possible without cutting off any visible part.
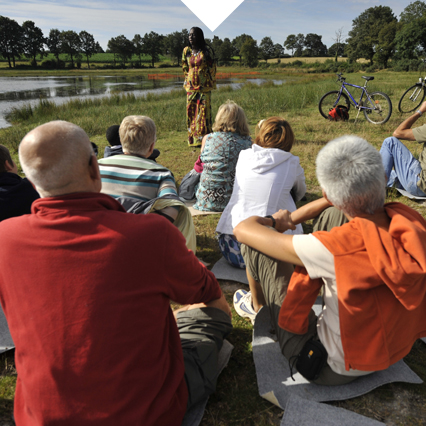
[89,154,100,179]
[4,160,14,172]
[88,154,102,193]
[322,189,333,206]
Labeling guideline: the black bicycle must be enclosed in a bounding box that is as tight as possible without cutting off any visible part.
[398,69,426,113]
[319,73,392,125]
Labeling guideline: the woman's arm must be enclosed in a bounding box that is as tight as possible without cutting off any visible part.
[182,47,189,76]
[290,197,331,226]
[233,211,303,266]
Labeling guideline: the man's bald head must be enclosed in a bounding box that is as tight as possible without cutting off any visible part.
[19,121,100,197]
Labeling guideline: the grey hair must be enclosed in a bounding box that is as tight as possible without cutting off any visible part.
[316,135,385,217]
[119,115,156,156]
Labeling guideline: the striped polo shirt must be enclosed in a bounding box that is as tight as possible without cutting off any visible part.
[98,154,178,201]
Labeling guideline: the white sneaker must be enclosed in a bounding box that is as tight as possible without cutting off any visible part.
[233,289,256,324]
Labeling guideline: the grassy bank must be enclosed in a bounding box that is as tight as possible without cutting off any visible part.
[0,70,426,425]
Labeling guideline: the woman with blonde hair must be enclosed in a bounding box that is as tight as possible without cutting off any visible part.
[193,100,252,212]
[216,117,306,273]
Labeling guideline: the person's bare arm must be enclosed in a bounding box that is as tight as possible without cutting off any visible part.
[173,292,232,320]
[393,101,426,141]
[233,211,304,266]
[289,197,332,226]
[200,134,209,153]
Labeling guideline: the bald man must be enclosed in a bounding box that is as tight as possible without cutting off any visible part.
[0,121,232,426]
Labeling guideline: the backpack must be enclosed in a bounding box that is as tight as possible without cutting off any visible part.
[178,169,201,201]
[328,105,349,121]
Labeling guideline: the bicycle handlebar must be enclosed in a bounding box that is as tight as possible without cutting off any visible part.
[336,73,346,82]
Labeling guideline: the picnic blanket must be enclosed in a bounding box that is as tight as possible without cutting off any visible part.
[253,307,422,409]
[281,394,386,426]
[211,257,248,284]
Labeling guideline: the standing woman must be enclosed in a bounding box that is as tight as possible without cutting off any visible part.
[182,27,216,147]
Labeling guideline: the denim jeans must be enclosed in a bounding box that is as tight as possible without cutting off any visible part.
[380,137,426,197]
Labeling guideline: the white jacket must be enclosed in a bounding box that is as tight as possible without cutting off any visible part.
[216,144,306,235]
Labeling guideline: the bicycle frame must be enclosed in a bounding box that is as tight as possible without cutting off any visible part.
[337,81,376,111]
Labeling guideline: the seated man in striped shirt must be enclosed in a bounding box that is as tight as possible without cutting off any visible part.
[98,115,179,223]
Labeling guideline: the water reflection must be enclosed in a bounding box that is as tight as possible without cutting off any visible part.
[0,74,283,129]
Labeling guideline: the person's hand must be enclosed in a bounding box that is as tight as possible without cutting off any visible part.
[419,101,426,115]
[206,292,232,319]
[272,209,296,233]
[179,292,232,319]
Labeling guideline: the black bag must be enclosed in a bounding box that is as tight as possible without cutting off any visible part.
[295,339,328,381]
[178,169,201,201]
[328,105,349,121]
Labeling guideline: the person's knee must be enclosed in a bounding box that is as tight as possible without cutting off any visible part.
[241,244,260,282]
[382,136,401,150]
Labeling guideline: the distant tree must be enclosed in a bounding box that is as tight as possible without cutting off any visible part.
[241,38,258,67]
[232,34,253,64]
[394,16,426,60]
[211,36,223,58]
[260,36,275,62]
[0,16,24,68]
[79,31,96,68]
[164,29,188,65]
[47,29,61,63]
[284,35,297,56]
[22,21,46,66]
[328,42,347,58]
[331,27,345,62]
[60,30,81,68]
[107,35,134,65]
[142,32,163,67]
[303,33,327,57]
[95,42,104,53]
[293,34,305,57]
[274,43,284,59]
[218,37,234,62]
[399,0,426,24]
[132,34,144,64]
[346,6,396,65]
[373,21,398,68]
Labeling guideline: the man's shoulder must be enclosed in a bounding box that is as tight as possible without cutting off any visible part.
[99,155,172,174]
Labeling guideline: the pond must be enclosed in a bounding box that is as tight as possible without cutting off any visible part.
[0,74,285,129]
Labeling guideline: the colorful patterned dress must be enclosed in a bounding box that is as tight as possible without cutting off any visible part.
[182,46,216,147]
[193,132,252,211]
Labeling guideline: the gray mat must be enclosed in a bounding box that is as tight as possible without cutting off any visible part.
[0,306,14,353]
[211,257,248,285]
[396,188,426,200]
[281,394,386,426]
[181,339,234,426]
[253,307,422,409]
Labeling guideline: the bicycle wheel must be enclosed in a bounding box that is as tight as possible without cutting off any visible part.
[363,92,392,125]
[398,84,425,113]
[318,91,351,119]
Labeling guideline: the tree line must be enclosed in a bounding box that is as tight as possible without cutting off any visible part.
[0,1,425,70]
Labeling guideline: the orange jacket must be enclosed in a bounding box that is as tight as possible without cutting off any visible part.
[279,203,426,372]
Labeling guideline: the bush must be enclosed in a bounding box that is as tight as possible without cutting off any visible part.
[41,59,56,69]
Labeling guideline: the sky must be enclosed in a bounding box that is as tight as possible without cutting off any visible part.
[1,0,407,51]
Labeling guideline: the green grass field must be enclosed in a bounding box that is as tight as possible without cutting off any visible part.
[0,69,426,425]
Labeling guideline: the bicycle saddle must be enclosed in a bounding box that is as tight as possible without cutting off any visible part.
[362,76,374,81]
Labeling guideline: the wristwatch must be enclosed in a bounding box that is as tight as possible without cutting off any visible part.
[417,110,423,116]
[265,215,276,229]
